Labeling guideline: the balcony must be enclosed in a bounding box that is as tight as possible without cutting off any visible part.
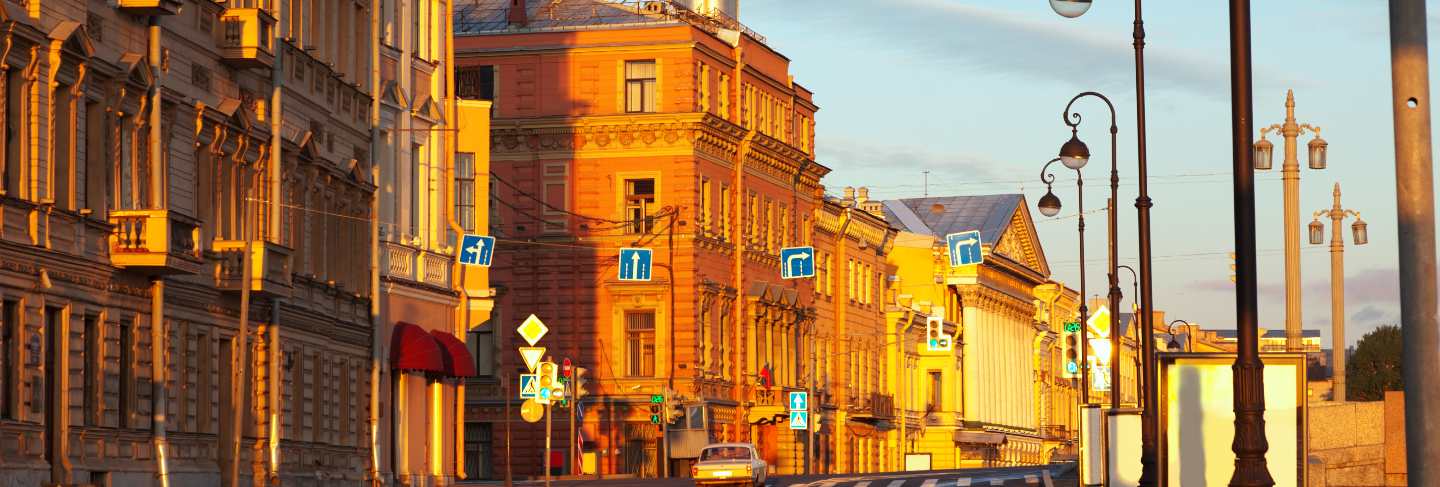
[113,0,182,15]
[382,241,453,288]
[212,240,293,297]
[108,209,203,275]
[219,8,275,69]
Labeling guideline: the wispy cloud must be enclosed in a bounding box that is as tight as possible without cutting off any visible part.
[816,136,1000,191]
[771,0,1299,99]
[1350,304,1388,324]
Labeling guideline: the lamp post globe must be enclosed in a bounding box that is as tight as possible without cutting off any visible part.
[1254,137,1274,170]
[1059,132,1090,169]
[1309,219,1325,245]
[1038,190,1063,217]
[1049,0,1093,18]
[1352,218,1368,245]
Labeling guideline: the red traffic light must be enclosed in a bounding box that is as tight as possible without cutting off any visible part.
[562,358,573,377]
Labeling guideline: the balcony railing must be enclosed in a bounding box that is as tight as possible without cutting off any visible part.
[219,8,275,69]
[421,251,451,287]
[212,240,293,297]
[108,209,204,275]
[113,0,181,15]
[382,241,454,288]
[383,242,417,280]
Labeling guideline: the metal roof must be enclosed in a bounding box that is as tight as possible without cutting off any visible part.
[1209,329,1323,339]
[454,0,766,44]
[880,194,1024,246]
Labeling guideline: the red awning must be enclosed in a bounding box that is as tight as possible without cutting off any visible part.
[390,322,445,373]
[430,330,477,378]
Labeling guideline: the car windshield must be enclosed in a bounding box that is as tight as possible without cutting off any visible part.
[700,446,752,461]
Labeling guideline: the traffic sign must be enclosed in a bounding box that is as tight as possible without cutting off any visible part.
[1092,365,1112,392]
[1087,306,1112,337]
[1064,322,1082,333]
[779,246,816,279]
[517,314,549,346]
[618,248,653,281]
[518,347,546,373]
[519,374,540,399]
[458,234,496,267]
[945,230,984,267]
[789,411,809,430]
[520,399,544,423]
[788,391,808,411]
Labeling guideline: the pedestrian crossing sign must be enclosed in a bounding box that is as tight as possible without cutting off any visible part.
[788,411,809,430]
[519,374,540,399]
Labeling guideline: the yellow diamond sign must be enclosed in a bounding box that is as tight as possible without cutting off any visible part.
[1087,305,1111,338]
[517,314,549,346]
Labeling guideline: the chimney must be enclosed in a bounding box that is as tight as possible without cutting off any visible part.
[507,0,528,27]
[842,186,855,206]
[856,187,870,204]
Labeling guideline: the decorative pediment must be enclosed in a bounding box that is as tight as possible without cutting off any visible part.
[50,21,93,58]
[992,203,1049,276]
[294,130,317,161]
[415,96,445,124]
[118,52,152,87]
[381,80,407,109]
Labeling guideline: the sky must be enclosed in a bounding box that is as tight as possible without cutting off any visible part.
[740,0,1440,349]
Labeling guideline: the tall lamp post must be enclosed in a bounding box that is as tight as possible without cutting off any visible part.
[1254,90,1329,352]
[1309,183,1368,402]
[1038,157,1091,405]
[1049,0,1161,482]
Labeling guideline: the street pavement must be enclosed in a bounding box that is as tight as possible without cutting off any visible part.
[459,463,1077,487]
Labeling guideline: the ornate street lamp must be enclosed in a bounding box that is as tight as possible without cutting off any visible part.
[1167,319,1193,352]
[1311,183,1368,401]
[1059,129,1091,169]
[1257,90,1328,353]
[1038,157,1089,404]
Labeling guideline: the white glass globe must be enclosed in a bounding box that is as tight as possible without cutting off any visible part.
[1050,0,1093,18]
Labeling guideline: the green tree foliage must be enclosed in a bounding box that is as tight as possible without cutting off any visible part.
[1346,324,1403,401]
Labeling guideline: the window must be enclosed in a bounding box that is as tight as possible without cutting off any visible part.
[928,370,942,411]
[467,326,495,377]
[718,184,731,240]
[457,65,496,102]
[698,63,710,112]
[717,307,731,379]
[699,177,712,232]
[52,82,74,209]
[118,316,133,428]
[464,422,494,479]
[409,144,421,236]
[764,200,774,251]
[118,115,135,210]
[3,69,24,197]
[83,99,107,218]
[719,74,730,119]
[0,299,17,419]
[455,152,476,232]
[625,311,656,377]
[83,314,99,425]
[488,178,500,234]
[542,164,568,233]
[624,61,657,113]
[624,178,655,235]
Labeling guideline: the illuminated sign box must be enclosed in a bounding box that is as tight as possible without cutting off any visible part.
[1159,352,1308,487]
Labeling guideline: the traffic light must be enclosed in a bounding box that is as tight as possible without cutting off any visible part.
[667,398,684,425]
[649,404,661,424]
[562,357,573,378]
[1062,322,1080,379]
[1229,252,1236,283]
[925,306,953,352]
[573,367,589,400]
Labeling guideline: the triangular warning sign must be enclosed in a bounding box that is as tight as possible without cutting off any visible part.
[520,374,540,396]
[519,347,546,373]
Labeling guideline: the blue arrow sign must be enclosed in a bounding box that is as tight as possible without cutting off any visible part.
[946,230,984,267]
[788,391,808,411]
[789,411,809,430]
[618,248,653,281]
[780,246,816,279]
[458,234,496,267]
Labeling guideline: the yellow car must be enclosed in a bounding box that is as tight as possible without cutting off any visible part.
[691,443,768,487]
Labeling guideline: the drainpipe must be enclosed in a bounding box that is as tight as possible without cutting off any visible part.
[441,0,469,479]
[368,0,385,483]
[728,37,751,443]
[147,15,171,487]
[267,5,285,483]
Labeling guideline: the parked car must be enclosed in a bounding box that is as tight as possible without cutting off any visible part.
[691,443,768,487]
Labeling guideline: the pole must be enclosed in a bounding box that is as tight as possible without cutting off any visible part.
[1326,184,1348,402]
[1078,173,1090,407]
[806,324,815,474]
[1228,1,1275,485]
[1280,92,1304,353]
[504,377,513,487]
[1108,197,1120,414]
[1129,0,1161,480]
[1388,0,1440,483]
[545,401,553,487]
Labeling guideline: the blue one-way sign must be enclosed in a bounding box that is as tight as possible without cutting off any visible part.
[788,391,808,411]
[780,246,815,279]
[618,248,653,281]
[946,230,984,267]
[459,234,496,267]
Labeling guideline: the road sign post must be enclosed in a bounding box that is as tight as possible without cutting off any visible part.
[780,246,816,279]
[618,248,653,281]
[946,230,984,267]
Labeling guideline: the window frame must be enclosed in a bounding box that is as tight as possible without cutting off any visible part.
[624,60,658,114]
[624,310,656,377]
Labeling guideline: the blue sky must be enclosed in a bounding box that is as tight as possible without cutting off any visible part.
[742,0,1440,348]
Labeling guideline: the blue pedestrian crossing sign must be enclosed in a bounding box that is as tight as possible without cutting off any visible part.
[458,234,496,267]
[519,374,540,399]
[946,230,984,267]
[788,391,808,411]
[780,246,816,279]
[788,411,809,430]
[618,248,653,281]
